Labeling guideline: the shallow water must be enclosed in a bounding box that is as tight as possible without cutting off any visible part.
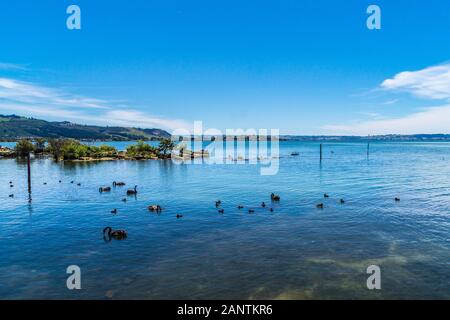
[0,141,449,299]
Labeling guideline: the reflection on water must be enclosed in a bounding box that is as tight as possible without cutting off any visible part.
[0,141,449,299]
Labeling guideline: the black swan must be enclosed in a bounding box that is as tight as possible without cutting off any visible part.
[99,186,111,193]
[270,193,280,201]
[103,227,127,240]
[126,186,138,195]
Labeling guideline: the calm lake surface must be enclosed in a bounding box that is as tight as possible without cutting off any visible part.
[0,141,449,299]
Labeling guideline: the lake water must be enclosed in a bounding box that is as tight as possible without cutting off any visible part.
[0,141,449,299]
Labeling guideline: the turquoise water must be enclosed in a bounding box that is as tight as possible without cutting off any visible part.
[0,141,449,299]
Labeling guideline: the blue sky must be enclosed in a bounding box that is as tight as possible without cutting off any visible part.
[0,0,449,135]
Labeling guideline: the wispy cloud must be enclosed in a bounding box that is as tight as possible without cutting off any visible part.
[324,62,450,135]
[0,62,27,71]
[101,110,191,131]
[323,104,450,135]
[382,99,399,105]
[0,78,110,109]
[381,63,450,100]
[0,77,190,132]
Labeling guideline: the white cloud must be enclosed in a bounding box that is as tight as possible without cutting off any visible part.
[323,104,450,135]
[381,63,450,100]
[324,63,450,135]
[0,77,190,132]
[0,62,27,71]
[0,78,110,109]
[102,110,191,131]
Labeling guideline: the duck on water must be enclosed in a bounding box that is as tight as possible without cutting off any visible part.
[127,185,138,195]
[103,227,127,241]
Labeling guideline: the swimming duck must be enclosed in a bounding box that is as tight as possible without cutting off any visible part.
[215,200,221,207]
[43,182,47,185]
[8,194,14,198]
[70,181,74,184]
[9,185,13,188]
[103,227,127,240]
[316,203,324,209]
[99,186,111,193]
[237,205,244,209]
[59,180,62,183]
[248,209,255,213]
[395,197,400,202]
[111,209,117,214]
[340,199,345,204]
[77,183,81,186]
[324,193,330,198]
[126,185,138,195]
[218,209,224,214]
[113,181,126,187]
[176,214,183,219]
[270,193,280,201]
[121,198,127,202]
[261,202,266,208]
[148,205,162,212]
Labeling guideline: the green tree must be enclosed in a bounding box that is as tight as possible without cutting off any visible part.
[34,138,46,153]
[15,139,35,157]
[46,139,68,160]
[158,138,175,157]
[126,141,158,158]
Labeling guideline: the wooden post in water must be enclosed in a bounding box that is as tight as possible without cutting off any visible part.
[320,143,323,162]
[27,152,32,197]
[367,142,370,158]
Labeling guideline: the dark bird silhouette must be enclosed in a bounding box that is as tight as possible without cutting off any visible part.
[176,214,183,219]
[121,198,127,202]
[113,181,126,187]
[215,200,221,207]
[148,205,162,213]
[248,209,255,213]
[261,202,266,208]
[324,193,329,198]
[340,199,345,204]
[237,205,244,209]
[270,208,274,212]
[99,186,111,193]
[59,180,62,183]
[218,209,224,214]
[395,197,400,202]
[111,209,117,214]
[8,194,14,198]
[270,193,280,201]
[9,185,13,188]
[43,182,47,185]
[70,181,74,184]
[103,227,127,241]
[77,183,81,186]
[316,203,324,209]
[126,185,138,195]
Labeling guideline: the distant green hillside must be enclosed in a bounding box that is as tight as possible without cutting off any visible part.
[0,115,171,141]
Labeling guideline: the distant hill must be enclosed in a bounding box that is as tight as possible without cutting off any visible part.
[280,134,450,141]
[0,115,171,141]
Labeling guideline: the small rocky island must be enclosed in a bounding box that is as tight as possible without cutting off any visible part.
[0,138,208,161]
